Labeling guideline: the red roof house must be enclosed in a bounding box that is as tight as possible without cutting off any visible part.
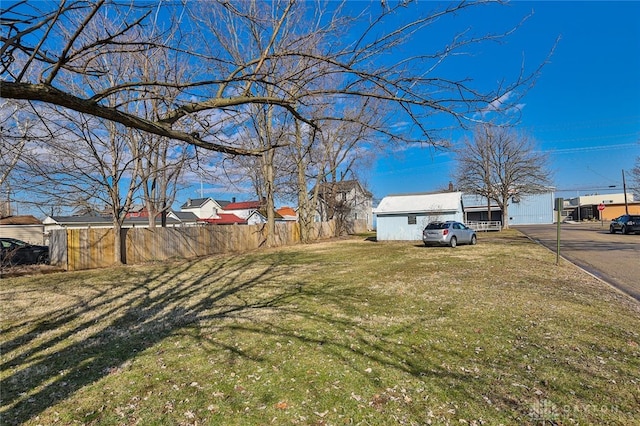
[197,213,247,225]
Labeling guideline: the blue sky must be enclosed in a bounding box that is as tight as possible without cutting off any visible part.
[180,1,639,207]
[6,1,638,215]
[369,1,640,203]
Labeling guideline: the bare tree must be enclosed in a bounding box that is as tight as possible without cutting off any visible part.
[0,100,73,216]
[2,1,548,154]
[629,156,640,199]
[20,106,146,264]
[0,102,29,209]
[2,0,553,243]
[454,124,552,229]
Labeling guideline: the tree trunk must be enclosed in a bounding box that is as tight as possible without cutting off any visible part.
[113,219,123,265]
[262,147,276,247]
[501,202,510,229]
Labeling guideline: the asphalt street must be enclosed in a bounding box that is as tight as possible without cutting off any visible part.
[515,223,640,302]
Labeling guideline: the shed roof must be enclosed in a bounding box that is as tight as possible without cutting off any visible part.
[373,192,462,215]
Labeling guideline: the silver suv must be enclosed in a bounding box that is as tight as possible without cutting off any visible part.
[422,221,477,247]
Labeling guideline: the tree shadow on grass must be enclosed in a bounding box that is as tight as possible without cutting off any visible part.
[0,253,296,425]
[2,243,636,425]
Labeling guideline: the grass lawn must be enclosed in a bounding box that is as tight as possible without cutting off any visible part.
[1,230,639,425]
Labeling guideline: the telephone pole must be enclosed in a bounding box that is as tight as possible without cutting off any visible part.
[622,169,629,215]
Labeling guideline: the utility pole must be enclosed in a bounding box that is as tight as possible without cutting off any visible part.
[4,186,11,217]
[622,169,629,215]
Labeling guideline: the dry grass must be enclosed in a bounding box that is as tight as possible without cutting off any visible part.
[1,230,639,425]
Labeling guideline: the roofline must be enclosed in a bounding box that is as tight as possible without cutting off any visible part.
[384,191,462,197]
[373,209,460,215]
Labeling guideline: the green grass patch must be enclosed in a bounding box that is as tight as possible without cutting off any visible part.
[1,231,639,425]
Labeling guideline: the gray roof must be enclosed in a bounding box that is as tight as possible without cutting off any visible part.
[47,215,180,225]
[180,198,211,209]
[180,197,232,209]
[373,192,462,214]
[171,211,199,221]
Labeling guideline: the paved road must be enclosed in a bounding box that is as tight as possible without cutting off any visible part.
[515,223,640,302]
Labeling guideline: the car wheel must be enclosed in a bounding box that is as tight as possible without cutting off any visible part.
[622,225,628,234]
[449,236,457,248]
[470,234,477,245]
[36,253,49,264]
[609,225,616,234]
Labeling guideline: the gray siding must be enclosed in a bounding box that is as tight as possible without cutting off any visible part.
[508,193,554,225]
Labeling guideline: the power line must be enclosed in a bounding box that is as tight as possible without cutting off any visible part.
[542,142,639,154]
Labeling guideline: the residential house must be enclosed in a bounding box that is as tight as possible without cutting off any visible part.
[125,206,200,226]
[222,200,264,220]
[180,197,229,220]
[316,180,373,231]
[197,213,247,225]
[168,210,200,226]
[374,192,464,241]
[276,206,298,222]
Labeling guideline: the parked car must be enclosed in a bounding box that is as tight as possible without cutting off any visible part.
[422,221,477,247]
[609,215,640,234]
[0,238,49,266]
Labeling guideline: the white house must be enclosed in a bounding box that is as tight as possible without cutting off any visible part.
[276,207,298,222]
[316,180,374,231]
[222,200,264,220]
[180,197,229,220]
[374,192,464,241]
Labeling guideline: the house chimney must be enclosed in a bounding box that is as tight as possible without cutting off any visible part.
[232,197,236,203]
[187,198,192,207]
[448,181,454,192]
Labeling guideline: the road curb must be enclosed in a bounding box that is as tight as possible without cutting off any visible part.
[516,230,640,304]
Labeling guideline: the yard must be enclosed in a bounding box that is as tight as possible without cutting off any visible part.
[1,231,639,425]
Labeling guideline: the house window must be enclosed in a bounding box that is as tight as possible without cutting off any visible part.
[407,214,417,225]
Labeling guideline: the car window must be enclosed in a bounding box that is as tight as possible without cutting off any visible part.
[426,223,446,229]
[1,240,17,249]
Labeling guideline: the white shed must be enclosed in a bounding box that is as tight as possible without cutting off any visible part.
[373,192,464,241]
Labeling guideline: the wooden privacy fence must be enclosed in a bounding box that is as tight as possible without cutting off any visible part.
[49,220,339,271]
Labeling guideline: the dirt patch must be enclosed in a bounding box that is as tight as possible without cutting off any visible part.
[0,264,65,278]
